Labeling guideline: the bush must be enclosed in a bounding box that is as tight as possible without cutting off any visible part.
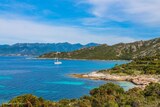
[144,83,160,97]
[2,83,160,107]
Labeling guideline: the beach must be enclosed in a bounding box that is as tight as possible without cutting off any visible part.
[71,71,160,89]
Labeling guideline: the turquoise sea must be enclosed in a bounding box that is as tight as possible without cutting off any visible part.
[0,56,135,103]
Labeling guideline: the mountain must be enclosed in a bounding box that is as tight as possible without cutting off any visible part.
[0,42,99,56]
[39,38,160,60]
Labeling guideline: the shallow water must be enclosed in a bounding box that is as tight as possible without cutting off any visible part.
[0,56,135,103]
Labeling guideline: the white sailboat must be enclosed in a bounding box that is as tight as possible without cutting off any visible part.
[54,52,62,65]
[54,58,62,65]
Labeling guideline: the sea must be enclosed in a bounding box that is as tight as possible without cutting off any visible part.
[0,56,135,103]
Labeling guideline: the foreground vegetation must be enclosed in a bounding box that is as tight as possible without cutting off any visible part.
[1,83,160,107]
[99,55,160,75]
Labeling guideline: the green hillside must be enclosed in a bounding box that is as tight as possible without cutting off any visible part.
[39,38,160,60]
[99,54,160,75]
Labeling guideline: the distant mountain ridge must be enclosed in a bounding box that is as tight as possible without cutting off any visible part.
[0,42,99,56]
[39,38,160,60]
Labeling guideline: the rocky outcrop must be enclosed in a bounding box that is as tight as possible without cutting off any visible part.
[71,72,160,89]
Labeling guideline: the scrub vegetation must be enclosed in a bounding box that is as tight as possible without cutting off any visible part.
[1,83,160,107]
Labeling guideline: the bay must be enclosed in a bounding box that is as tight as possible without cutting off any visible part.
[0,56,135,103]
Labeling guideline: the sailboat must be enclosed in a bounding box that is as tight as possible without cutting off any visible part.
[54,58,62,65]
[54,52,62,65]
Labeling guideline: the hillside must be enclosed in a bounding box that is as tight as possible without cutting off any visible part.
[0,42,99,56]
[99,54,160,75]
[39,38,160,60]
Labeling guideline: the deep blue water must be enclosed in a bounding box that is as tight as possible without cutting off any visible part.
[0,56,135,103]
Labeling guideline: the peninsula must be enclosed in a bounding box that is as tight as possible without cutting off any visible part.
[71,55,160,89]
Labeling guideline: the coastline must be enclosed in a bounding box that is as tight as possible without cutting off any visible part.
[37,57,132,62]
[29,56,160,90]
[70,72,160,89]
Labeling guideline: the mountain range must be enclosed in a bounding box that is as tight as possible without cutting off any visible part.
[0,42,99,56]
[39,38,160,60]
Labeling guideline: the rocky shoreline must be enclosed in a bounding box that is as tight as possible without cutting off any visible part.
[71,72,160,89]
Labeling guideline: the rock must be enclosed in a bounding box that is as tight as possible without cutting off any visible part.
[70,72,160,89]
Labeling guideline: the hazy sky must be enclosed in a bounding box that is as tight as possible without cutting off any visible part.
[0,0,160,45]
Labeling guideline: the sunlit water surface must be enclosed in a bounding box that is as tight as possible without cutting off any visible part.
[0,56,135,103]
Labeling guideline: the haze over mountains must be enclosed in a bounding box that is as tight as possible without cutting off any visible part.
[40,38,160,60]
[0,42,99,56]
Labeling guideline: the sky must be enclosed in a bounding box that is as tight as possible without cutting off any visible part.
[0,0,160,45]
